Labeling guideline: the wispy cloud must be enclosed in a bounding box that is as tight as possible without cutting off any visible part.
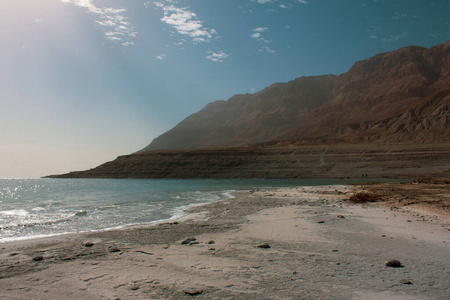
[251,27,270,43]
[251,27,275,53]
[260,46,276,53]
[390,12,407,20]
[60,0,137,46]
[154,1,217,43]
[253,0,308,4]
[156,54,167,60]
[382,31,408,42]
[206,51,229,62]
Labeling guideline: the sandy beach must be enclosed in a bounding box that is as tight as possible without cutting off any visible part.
[1,177,449,299]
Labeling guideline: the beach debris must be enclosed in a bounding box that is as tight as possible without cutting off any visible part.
[184,287,204,296]
[257,243,271,249]
[32,255,44,261]
[181,237,197,245]
[336,214,345,219]
[129,283,140,291]
[207,240,215,244]
[348,192,380,203]
[75,210,87,217]
[83,242,94,247]
[399,279,413,284]
[135,250,154,255]
[317,220,325,224]
[108,246,121,253]
[385,259,403,267]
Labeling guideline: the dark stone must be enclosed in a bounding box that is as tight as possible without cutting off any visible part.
[181,237,197,245]
[75,210,87,217]
[208,240,215,244]
[385,259,403,267]
[32,255,44,261]
[336,215,345,219]
[184,288,203,296]
[108,246,121,253]
[317,221,325,224]
[399,279,413,284]
[257,243,271,249]
[83,242,94,247]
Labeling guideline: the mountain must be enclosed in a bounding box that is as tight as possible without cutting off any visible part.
[48,41,450,179]
[140,40,450,152]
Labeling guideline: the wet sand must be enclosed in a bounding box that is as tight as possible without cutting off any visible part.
[0,178,449,299]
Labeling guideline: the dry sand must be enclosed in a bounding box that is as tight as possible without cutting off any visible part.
[0,180,449,299]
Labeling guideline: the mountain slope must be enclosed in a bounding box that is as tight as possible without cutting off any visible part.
[140,40,450,152]
[141,75,336,151]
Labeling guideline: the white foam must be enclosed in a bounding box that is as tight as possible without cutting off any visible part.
[0,209,29,217]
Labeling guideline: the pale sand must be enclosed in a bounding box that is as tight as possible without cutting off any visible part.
[0,184,449,299]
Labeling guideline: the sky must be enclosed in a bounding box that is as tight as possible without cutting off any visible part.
[1,0,449,178]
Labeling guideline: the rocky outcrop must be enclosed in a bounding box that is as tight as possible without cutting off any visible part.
[48,144,450,179]
[140,40,450,152]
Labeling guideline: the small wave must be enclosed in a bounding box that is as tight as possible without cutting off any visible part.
[32,207,46,212]
[0,209,29,217]
[0,214,75,230]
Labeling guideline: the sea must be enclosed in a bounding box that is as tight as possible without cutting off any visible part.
[0,178,389,243]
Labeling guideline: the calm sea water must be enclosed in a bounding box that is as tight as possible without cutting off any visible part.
[0,178,388,243]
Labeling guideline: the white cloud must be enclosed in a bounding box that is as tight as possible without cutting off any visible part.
[155,2,217,43]
[382,32,408,42]
[206,50,229,62]
[259,46,276,53]
[253,27,268,32]
[60,0,137,46]
[253,0,307,4]
[251,27,270,43]
[156,54,167,60]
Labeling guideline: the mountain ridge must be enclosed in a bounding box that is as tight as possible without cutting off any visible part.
[140,40,449,152]
[47,41,450,179]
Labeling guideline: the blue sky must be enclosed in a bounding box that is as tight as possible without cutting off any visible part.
[1,0,449,178]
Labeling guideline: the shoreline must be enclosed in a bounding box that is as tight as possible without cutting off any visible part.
[1,178,449,299]
[0,178,402,245]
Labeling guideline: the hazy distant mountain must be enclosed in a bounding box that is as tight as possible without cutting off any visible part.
[140,40,450,152]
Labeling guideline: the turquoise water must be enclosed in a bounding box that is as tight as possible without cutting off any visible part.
[0,178,388,242]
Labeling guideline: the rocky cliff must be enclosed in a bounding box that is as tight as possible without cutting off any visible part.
[140,40,450,152]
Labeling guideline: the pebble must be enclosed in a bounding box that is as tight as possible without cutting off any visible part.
[83,242,94,247]
[184,288,203,296]
[181,237,197,245]
[385,259,403,267]
[32,255,44,261]
[399,279,413,284]
[108,246,121,253]
[258,243,271,249]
